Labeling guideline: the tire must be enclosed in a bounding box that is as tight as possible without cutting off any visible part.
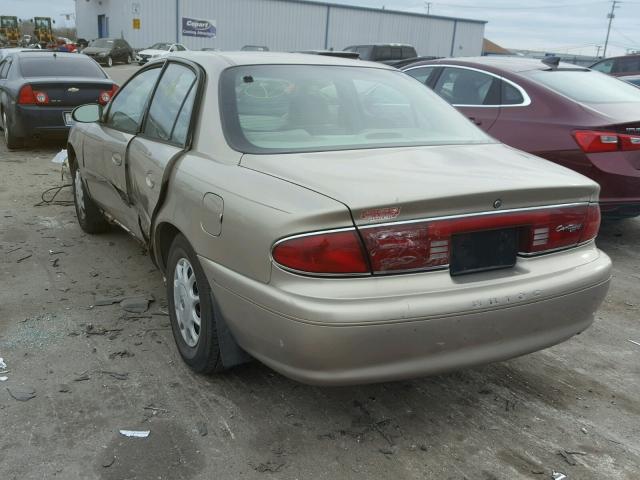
[167,234,224,374]
[2,110,22,149]
[71,165,109,233]
[105,56,113,67]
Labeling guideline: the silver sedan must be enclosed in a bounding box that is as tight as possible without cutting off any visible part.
[67,52,611,385]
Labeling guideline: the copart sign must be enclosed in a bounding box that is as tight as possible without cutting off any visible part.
[182,17,216,38]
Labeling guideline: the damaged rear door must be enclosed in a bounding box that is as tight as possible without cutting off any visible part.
[127,61,200,238]
[82,66,162,232]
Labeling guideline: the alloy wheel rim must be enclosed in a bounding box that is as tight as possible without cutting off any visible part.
[74,170,85,218]
[173,258,201,347]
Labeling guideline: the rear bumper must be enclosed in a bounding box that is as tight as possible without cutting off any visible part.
[14,105,71,139]
[200,244,611,385]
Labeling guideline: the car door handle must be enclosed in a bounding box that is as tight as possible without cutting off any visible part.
[468,116,482,126]
[112,153,122,166]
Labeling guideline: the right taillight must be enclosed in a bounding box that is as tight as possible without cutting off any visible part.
[272,204,601,277]
[574,130,640,153]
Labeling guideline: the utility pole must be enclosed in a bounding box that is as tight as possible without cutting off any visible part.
[603,0,620,58]
[424,2,432,15]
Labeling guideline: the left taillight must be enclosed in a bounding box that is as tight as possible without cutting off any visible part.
[98,84,119,105]
[272,229,370,275]
[18,85,49,105]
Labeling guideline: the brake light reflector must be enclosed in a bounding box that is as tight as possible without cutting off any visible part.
[34,91,49,104]
[98,84,119,105]
[574,130,640,153]
[272,229,369,275]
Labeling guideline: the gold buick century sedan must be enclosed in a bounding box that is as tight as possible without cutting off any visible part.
[68,52,612,385]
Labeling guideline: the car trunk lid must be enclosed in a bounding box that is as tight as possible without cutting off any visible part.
[241,143,598,226]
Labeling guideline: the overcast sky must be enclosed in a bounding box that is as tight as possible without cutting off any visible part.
[4,0,638,56]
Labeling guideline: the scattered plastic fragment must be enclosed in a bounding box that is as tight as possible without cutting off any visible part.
[51,149,68,165]
[580,427,588,434]
[102,456,116,468]
[552,472,567,480]
[196,421,208,437]
[119,430,150,438]
[120,295,152,313]
[0,377,7,382]
[7,387,36,401]
[0,358,6,369]
[628,339,640,347]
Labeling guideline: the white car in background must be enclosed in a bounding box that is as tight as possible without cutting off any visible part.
[136,42,188,65]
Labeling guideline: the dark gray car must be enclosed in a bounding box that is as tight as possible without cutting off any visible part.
[83,38,134,68]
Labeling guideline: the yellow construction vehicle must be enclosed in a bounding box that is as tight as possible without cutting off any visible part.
[0,16,20,46]
[33,16,55,47]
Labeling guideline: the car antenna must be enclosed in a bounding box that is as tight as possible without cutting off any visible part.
[541,55,560,70]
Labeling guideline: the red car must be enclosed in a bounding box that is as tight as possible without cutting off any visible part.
[402,57,640,218]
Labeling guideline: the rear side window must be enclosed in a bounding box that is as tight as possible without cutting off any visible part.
[591,59,614,74]
[144,63,197,144]
[526,70,640,103]
[401,47,417,59]
[0,59,11,78]
[404,66,436,85]
[375,47,391,61]
[501,81,525,105]
[434,67,500,105]
[390,47,402,60]
[19,57,106,78]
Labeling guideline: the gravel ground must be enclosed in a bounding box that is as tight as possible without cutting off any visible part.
[1,66,639,480]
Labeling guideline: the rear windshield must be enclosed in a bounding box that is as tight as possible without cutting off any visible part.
[525,70,640,103]
[90,39,114,48]
[20,57,105,78]
[219,65,492,154]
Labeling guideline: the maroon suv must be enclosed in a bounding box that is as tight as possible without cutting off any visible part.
[402,57,640,218]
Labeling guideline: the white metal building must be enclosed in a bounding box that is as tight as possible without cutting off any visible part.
[75,0,486,57]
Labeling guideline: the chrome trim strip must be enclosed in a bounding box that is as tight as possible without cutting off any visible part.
[517,239,595,257]
[357,202,589,229]
[403,63,532,108]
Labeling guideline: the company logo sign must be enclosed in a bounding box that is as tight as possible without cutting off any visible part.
[182,17,216,38]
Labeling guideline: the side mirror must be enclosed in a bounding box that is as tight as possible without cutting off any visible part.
[72,103,102,123]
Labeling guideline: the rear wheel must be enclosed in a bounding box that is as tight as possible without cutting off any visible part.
[2,110,21,149]
[71,166,109,233]
[167,234,224,374]
[105,56,113,67]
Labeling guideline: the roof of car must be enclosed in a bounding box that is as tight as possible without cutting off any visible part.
[593,53,640,63]
[404,55,586,73]
[167,51,389,69]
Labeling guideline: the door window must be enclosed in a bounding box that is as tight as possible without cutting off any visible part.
[176,44,186,51]
[106,67,161,133]
[404,66,435,85]
[433,67,500,105]
[143,63,197,145]
[615,57,640,73]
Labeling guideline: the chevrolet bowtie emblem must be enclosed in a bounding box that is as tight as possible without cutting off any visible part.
[67,87,80,93]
